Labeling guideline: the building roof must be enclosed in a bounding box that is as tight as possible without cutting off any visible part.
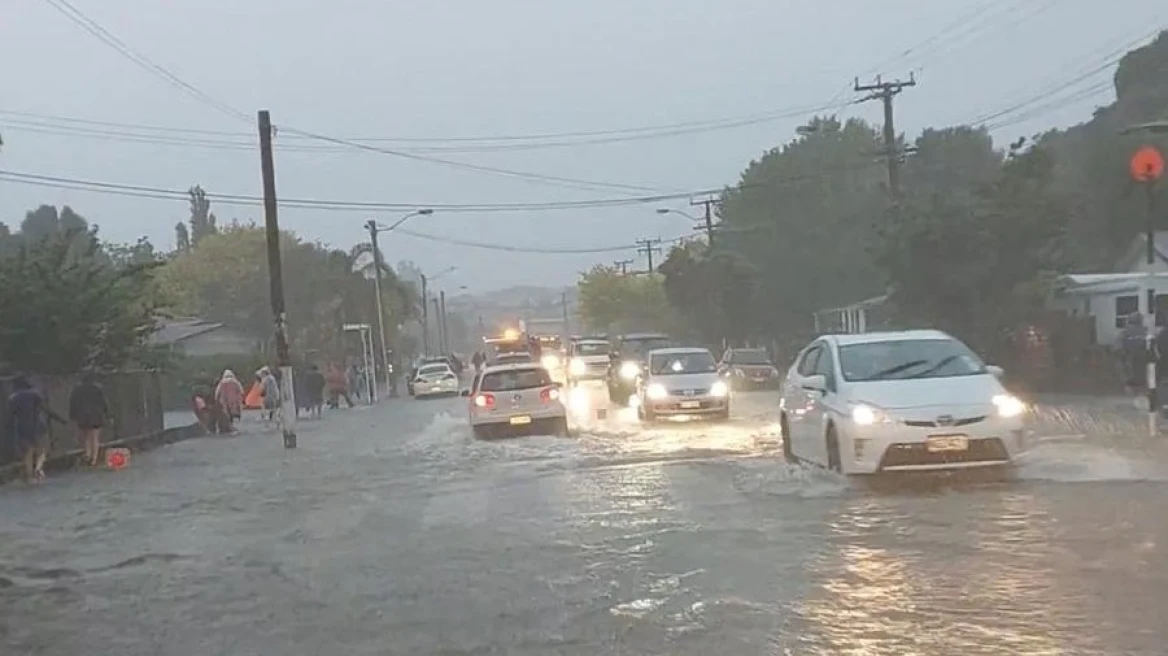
[1054,272,1168,295]
[148,318,226,346]
[1116,231,1168,271]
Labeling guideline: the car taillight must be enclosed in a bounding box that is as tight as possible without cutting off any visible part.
[540,387,560,403]
[474,393,495,408]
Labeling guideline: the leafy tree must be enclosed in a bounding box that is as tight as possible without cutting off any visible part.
[717,116,887,337]
[187,185,218,246]
[576,265,673,334]
[0,216,161,374]
[659,240,759,346]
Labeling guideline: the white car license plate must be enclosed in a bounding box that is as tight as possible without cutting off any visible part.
[679,400,701,409]
[926,435,969,452]
[509,415,532,426]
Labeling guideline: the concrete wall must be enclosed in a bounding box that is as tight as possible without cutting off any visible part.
[0,372,164,466]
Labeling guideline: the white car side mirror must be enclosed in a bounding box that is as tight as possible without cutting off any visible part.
[801,374,828,393]
[986,365,1004,378]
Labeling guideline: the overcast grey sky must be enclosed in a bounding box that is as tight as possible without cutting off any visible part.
[1,0,1163,291]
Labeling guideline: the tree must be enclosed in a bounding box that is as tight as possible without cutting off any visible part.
[187,185,218,246]
[0,214,161,374]
[717,116,887,337]
[659,240,759,346]
[875,142,1068,350]
[576,265,673,334]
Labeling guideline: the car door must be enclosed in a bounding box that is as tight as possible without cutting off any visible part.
[783,343,822,458]
[806,342,842,465]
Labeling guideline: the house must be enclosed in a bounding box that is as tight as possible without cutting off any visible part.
[149,319,263,357]
[812,294,890,335]
[1050,231,1168,346]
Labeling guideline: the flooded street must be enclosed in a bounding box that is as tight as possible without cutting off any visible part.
[2,389,1167,655]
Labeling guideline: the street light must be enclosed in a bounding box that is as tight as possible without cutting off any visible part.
[657,207,711,241]
[364,209,434,398]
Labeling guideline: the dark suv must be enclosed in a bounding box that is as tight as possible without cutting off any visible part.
[606,333,672,405]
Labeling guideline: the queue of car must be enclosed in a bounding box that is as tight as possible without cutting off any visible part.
[450,327,1029,477]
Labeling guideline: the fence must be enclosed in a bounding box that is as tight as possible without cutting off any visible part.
[0,371,164,466]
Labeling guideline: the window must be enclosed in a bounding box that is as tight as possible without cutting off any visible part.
[728,349,771,365]
[797,345,822,376]
[812,345,837,391]
[481,368,552,392]
[1116,295,1139,328]
[649,351,716,375]
[838,339,986,382]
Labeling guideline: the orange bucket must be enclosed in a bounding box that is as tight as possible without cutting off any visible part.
[105,448,130,470]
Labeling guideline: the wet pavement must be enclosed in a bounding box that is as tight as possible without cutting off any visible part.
[2,388,1168,655]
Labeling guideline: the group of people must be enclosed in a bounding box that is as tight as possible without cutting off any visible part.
[4,373,111,484]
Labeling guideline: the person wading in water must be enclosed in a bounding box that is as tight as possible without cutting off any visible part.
[68,373,111,467]
[6,376,65,483]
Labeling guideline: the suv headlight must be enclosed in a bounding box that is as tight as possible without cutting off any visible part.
[992,394,1026,418]
[569,358,586,376]
[710,380,729,397]
[620,361,640,380]
[646,383,668,400]
[541,354,560,370]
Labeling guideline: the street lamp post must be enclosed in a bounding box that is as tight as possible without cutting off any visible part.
[364,209,433,398]
[657,207,713,242]
[420,266,456,355]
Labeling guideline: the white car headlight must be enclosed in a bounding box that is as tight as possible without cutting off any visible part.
[992,394,1026,418]
[851,403,890,425]
[646,383,668,400]
[569,358,586,376]
[620,361,641,380]
[541,354,561,370]
[710,380,729,397]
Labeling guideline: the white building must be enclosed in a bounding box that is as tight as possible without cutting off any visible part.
[1050,232,1168,346]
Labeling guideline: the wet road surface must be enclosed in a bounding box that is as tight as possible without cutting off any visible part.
[2,388,1168,655]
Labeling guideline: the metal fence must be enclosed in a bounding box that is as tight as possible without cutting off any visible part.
[0,372,164,465]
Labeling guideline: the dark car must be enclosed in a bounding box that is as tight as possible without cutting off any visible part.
[606,333,672,405]
[718,347,780,390]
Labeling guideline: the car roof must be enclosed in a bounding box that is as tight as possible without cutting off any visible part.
[418,362,451,369]
[574,338,609,345]
[621,332,670,340]
[648,346,711,356]
[825,329,954,347]
[482,362,544,374]
[728,347,767,352]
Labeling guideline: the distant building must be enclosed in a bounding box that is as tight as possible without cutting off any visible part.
[149,318,262,357]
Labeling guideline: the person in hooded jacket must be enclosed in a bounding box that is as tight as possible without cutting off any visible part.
[69,373,111,467]
[6,376,65,483]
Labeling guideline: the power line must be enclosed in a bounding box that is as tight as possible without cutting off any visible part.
[854,74,917,200]
[635,238,664,273]
[38,0,249,123]
[391,227,657,255]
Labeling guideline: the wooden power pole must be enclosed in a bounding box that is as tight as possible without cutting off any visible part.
[854,74,916,200]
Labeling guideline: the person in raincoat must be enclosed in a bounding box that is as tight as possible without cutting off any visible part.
[214,370,245,434]
[6,376,65,483]
[260,367,281,424]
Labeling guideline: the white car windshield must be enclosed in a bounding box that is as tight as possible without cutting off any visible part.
[623,338,672,359]
[418,365,450,377]
[480,368,552,392]
[574,342,609,356]
[650,351,716,375]
[839,339,987,381]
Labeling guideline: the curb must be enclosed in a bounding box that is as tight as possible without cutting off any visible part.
[0,422,204,487]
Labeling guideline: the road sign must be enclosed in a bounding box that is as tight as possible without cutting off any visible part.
[342,323,370,331]
[1130,146,1164,182]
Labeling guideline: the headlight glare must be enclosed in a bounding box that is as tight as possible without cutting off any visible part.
[992,394,1026,418]
[646,383,668,400]
[851,404,885,425]
[569,358,586,376]
[620,361,640,380]
[710,380,729,397]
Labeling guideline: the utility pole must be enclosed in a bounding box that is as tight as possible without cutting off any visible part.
[561,290,570,337]
[258,110,297,449]
[635,238,663,273]
[364,220,395,398]
[439,290,449,354]
[420,274,430,355]
[433,296,445,354]
[854,74,916,201]
[613,259,633,275]
[691,197,716,244]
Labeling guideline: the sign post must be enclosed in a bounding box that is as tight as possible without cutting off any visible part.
[1129,145,1164,436]
[343,323,377,404]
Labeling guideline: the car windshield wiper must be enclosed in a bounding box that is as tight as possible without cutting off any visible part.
[865,359,929,380]
[901,355,964,379]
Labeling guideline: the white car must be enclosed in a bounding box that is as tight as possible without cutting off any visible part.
[566,338,611,385]
[412,362,460,398]
[464,362,571,439]
[636,347,730,422]
[493,352,534,367]
[779,330,1028,475]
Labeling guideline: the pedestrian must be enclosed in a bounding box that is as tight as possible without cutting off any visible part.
[214,369,244,434]
[260,367,281,424]
[472,350,485,375]
[68,372,111,467]
[5,376,65,483]
[325,363,355,409]
[305,364,327,418]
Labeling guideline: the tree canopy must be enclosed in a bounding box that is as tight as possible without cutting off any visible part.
[576,265,672,334]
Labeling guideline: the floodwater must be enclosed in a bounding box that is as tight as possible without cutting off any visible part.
[1,387,1166,655]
